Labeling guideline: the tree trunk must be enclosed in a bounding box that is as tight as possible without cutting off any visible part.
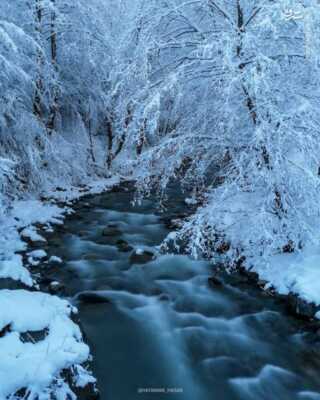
[137,119,147,155]
[33,0,44,120]
[236,1,257,126]
[47,0,59,133]
[106,114,114,169]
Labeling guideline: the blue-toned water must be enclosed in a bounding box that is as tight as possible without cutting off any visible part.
[46,188,320,400]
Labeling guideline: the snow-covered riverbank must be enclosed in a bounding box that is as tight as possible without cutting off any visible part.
[33,186,320,400]
[167,196,320,321]
[2,174,320,398]
[0,177,119,399]
[251,248,320,317]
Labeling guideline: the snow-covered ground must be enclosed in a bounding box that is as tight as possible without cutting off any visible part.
[1,167,320,399]
[0,176,120,399]
[176,190,320,319]
[0,290,93,399]
[254,246,320,309]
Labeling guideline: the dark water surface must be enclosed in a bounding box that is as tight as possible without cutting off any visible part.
[46,188,320,400]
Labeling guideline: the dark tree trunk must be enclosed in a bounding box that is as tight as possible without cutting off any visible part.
[236,1,257,126]
[33,0,44,120]
[113,105,132,158]
[87,106,96,164]
[47,0,59,133]
[137,119,147,156]
[106,115,114,169]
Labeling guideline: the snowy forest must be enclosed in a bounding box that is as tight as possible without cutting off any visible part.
[2,0,320,399]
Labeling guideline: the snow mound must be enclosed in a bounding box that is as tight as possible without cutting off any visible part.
[47,176,121,202]
[12,200,66,226]
[21,227,47,243]
[49,256,63,264]
[256,246,320,307]
[28,249,47,260]
[0,290,92,399]
[0,254,33,286]
[0,201,66,286]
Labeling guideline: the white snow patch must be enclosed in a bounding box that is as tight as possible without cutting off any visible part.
[12,200,66,226]
[0,255,33,286]
[0,199,67,285]
[21,226,47,243]
[28,257,40,267]
[49,256,63,264]
[184,197,197,205]
[167,232,177,241]
[135,248,145,255]
[73,365,97,388]
[28,249,47,260]
[0,290,91,399]
[47,176,121,202]
[251,245,320,307]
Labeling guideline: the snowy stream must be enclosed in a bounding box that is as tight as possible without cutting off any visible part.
[44,187,320,400]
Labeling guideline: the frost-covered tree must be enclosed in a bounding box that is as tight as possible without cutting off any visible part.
[177,0,320,268]
[1,0,320,271]
[0,0,137,192]
[112,0,320,268]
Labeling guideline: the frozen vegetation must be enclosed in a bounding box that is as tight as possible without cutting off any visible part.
[1,0,320,397]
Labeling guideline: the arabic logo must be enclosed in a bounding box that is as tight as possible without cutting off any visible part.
[283,9,304,21]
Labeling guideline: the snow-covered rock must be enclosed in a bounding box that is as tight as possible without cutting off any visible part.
[28,249,47,260]
[49,255,63,264]
[21,227,47,243]
[0,255,33,287]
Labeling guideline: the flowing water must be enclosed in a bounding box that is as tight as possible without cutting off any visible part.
[45,187,320,400]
